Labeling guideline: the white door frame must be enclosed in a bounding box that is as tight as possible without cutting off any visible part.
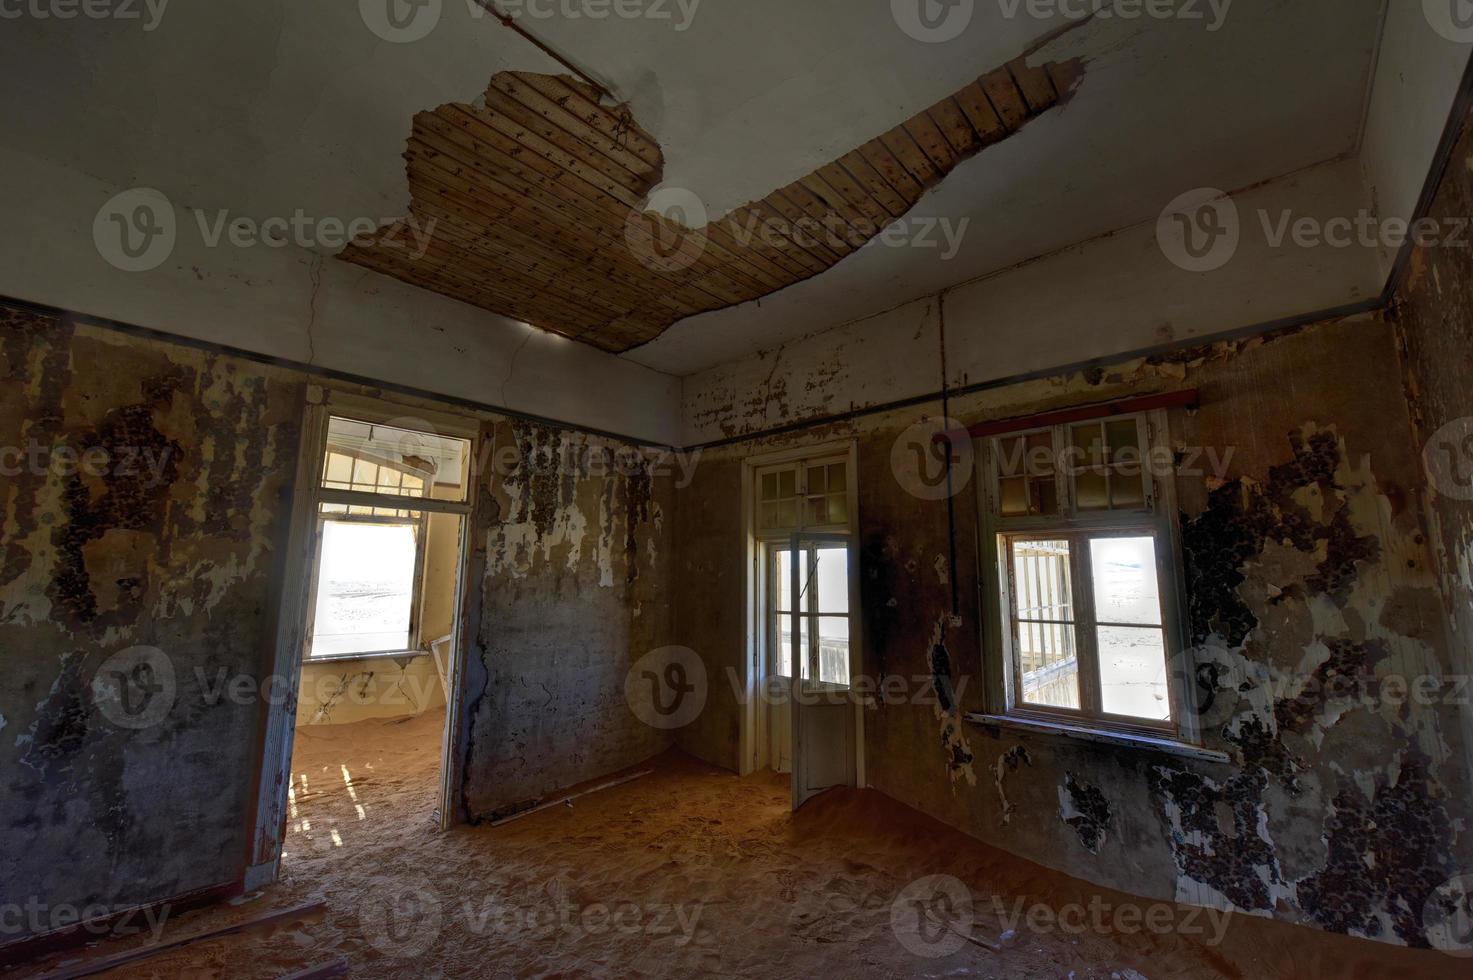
[244,389,480,888]
[740,439,863,788]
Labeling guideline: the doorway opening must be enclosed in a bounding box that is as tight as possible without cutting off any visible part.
[745,443,863,808]
[248,396,478,888]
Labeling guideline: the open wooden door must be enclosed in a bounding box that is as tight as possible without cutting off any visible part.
[789,532,858,810]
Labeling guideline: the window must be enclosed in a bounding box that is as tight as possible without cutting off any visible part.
[980,411,1188,736]
[304,416,472,661]
[770,542,851,686]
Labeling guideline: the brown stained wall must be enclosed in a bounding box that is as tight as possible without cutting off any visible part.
[0,308,675,945]
[0,308,303,929]
[672,313,1472,947]
[1394,105,1473,792]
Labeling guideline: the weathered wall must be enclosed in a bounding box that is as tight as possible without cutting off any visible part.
[1,307,303,934]
[457,420,675,822]
[672,312,1472,947]
[1395,106,1473,792]
[1,307,676,945]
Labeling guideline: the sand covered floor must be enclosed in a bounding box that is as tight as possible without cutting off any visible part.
[11,709,1464,979]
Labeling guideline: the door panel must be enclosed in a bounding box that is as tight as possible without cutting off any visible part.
[790,533,857,810]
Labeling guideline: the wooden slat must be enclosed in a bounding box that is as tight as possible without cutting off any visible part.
[835,149,910,219]
[879,126,943,188]
[904,110,961,172]
[1008,57,1057,114]
[855,139,925,203]
[926,97,982,157]
[952,81,1009,145]
[981,67,1029,130]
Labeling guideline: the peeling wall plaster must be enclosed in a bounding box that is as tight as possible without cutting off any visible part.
[1,308,302,938]
[0,307,678,947]
[671,311,1471,947]
[460,419,674,823]
[1394,106,1473,811]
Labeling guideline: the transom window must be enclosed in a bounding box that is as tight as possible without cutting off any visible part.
[305,415,472,661]
[758,459,849,532]
[980,410,1188,736]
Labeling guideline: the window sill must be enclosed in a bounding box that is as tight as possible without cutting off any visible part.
[965,713,1230,764]
[303,650,428,665]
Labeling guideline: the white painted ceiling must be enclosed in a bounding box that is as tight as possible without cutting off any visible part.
[2,0,1386,377]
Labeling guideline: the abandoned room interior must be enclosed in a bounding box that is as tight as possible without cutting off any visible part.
[3,1,1473,977]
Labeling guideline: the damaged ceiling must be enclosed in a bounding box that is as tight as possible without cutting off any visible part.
[1,0,1390,372]
[341,58,1080,353]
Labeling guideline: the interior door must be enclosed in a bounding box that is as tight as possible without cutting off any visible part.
[789,532,857,810]
[766,541,794,774]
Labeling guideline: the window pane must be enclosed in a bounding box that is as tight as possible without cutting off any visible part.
[778,469,796,498]
[807,465,827,493]
[774,547,808,612]
[778,500,797,528]
[827,463,847,493]
[1106,419,1139,461]
[1011,538,1080,710]
[322,416,471,502]
[1089,536,1162,625]
[761,472,779,501]
[1029,478,1057,516]
[805,496,830,526]
[325,453,353,483]
[817,616,850,685]
[1097,625,1170,720]
[775,614,809,679]
[997,436,1025,477]
[760,501,780,530]
[1000,477,1028,517]
[1075,469,1109,511]
[827,493,849,526]
[310,519,417,657]
[1110,469,1145,509]
[814,547,849,614]
[1072,423,1105,467]
[1025,431,1054,475]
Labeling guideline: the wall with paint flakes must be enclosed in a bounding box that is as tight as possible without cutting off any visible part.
[0,306,680,947]
[0,307,304,936]
[671,311,1472,947]
[457,419,676,823]
[1394,106,1473,800]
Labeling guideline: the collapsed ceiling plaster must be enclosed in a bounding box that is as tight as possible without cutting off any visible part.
[340,57,1081,353]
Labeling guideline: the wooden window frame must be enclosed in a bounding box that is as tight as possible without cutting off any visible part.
[977,409,1197,741]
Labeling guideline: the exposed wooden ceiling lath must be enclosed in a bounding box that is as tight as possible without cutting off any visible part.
[340,58,1084,354]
